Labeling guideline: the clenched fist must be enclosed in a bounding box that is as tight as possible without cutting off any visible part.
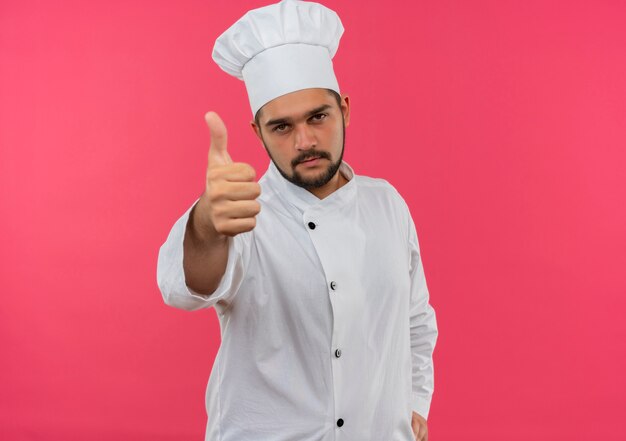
[411,411,428,441]
[194,111,261,239]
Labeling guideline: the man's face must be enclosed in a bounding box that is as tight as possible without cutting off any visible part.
[251,88,350,190]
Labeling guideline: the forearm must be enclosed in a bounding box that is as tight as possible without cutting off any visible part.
[183,200,229,295]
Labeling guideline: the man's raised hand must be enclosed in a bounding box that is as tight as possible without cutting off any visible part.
[196,111,261,238]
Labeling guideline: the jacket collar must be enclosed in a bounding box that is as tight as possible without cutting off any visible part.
[262,160,357,215]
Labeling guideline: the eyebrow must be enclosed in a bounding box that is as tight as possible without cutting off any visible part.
[264,104,333,128]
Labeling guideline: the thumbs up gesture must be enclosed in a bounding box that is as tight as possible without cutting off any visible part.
[195,112,261,238]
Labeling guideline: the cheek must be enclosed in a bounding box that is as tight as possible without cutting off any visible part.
[326,125,344,150]
[267,141,295,165]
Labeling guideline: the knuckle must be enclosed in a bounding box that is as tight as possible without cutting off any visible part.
[210,205,224,222]
[207,183,225,202]
[214,200,234,219]
[212,218,227,234]
[206,167,220,182]
[220,222,239,237]
[235,162,256,180]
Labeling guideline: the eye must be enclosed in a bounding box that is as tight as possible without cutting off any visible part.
[272,123,289,133]
[311,113,327,122]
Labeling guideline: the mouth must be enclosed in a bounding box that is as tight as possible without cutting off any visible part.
[298,156,324,168]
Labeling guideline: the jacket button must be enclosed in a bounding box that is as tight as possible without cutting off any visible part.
[335,349,342,358]
[330,281,337,290]
[337,418,344,427]
[308,222,316,230]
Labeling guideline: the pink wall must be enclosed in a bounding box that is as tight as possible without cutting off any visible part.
[1,1,625,439]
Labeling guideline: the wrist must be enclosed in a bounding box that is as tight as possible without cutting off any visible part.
[189,197,226,245]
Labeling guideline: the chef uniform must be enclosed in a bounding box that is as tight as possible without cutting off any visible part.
[156,1,438,440]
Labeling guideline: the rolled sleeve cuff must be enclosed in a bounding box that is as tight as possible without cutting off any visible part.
[411,393,432,421]
[157,200,247,311]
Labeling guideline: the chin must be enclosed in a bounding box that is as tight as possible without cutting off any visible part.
[291,161,341,189]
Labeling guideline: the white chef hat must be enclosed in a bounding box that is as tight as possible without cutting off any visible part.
[212,0,344,116]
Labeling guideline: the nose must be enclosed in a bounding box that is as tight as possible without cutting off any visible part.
[293,123,317,151]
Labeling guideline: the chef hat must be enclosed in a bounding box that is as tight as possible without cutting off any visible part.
[212,0,344,116]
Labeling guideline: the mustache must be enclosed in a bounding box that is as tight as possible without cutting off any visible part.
[291,150,331,167]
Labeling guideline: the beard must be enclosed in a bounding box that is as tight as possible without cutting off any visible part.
[262,118,346,190]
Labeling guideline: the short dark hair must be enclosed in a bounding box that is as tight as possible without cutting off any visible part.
[254,88,342,128]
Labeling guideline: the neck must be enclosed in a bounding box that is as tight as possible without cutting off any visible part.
[308,168,347,200]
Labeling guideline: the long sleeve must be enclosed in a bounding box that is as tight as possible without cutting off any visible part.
[156,199,250,312]
[408,214,438,420]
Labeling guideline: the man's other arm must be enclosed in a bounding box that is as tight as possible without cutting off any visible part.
[407,213,439,421]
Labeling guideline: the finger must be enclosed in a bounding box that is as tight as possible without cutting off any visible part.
[218,217,257,236]
[205,111,232,167]
[208,162,257,182]
[215,181,261,201]
[224,200,261,218]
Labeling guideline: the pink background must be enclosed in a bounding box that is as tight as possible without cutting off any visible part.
[1,1,625,440]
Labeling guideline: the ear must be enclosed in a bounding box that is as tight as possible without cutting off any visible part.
[250,120,263,141]
[340,94,351,127]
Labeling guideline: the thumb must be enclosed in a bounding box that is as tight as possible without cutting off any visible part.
[205,111,232,167]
